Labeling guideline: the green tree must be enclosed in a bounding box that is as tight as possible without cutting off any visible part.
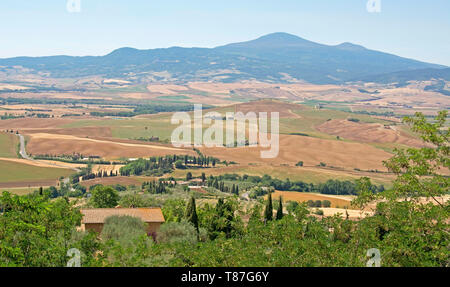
[353,111,449,266]
[119,193,146,208]
[185,197,199,234]
[286,201,299,215]
[264,193,273,221]
[0,192,83,266]
[90,186,119,208]
[322,200,331,208]
[175,160,185,169]
[162,198,186,222]
[276,196,283,220]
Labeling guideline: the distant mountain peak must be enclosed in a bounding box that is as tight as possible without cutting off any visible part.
[106,47,139,57]
[217,32,322,49]
[255,32,308,42]
[335,42,366,51]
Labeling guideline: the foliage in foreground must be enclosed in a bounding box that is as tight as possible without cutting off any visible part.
[0,111,448,267]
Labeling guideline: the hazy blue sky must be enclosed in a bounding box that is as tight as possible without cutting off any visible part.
[1,0,449,65]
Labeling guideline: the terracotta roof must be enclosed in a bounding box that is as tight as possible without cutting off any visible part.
[80,208,165,224]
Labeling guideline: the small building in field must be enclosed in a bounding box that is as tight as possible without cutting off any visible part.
[80,207,165,234]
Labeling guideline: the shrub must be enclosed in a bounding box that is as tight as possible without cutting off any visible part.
[90,186,119,208]
[286,201,299,214]
[306,200,315,207]
[175,160,185,169]
[322,200,331,208]
[157,221,206,245]
[101,215,147,245]
[119,193,146,208]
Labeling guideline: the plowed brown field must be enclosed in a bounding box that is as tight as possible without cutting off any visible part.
[316,119,425,147]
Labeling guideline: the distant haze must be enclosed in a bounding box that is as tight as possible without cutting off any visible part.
[0,1,449,66]
[1,33,448,85]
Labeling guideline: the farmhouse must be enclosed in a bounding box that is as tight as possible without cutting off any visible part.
[80,207,165,234]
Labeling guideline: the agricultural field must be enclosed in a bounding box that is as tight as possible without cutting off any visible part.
[0,159,73,188]
[0,83,442,212]
[271,190,353,209]
[0,94,431,192]
[0,132,18,158]
[0,77,446,268]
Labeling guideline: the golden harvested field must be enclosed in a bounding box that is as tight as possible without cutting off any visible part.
[23,127,113,138]
[316,119,425,147]
[270,190,353,209]
[0,157,81,169]
[317,208,374,219]
[200,133,391,171]
[0,117,75,129]
[26,133,195,160]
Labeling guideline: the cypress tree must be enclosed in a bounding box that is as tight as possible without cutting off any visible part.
[276,196,283,220]
[264,193,273,221]
[185,196,199,235]
[214,179,219,189]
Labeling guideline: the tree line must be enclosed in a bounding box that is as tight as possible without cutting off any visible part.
[205,174,384,196]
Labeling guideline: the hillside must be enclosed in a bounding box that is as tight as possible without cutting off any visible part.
[0,33,446,84]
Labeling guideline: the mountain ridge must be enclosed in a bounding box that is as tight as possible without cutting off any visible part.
[0,33,447,84]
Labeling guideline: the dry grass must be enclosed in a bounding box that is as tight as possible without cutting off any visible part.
[316,119,425,147]
[26,133,194,160]
[270,190,353,209]
[200,133,391,171]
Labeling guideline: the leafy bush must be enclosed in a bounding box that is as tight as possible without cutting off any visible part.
[101,215,147,245]
[322,200,331,208]
[90,186,119,208]
[157,221,205,245]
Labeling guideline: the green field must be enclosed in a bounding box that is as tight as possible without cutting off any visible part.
[0,160,73,183]
[58,103,399,148]
[0,132,18,158]
[3,187,41,195]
